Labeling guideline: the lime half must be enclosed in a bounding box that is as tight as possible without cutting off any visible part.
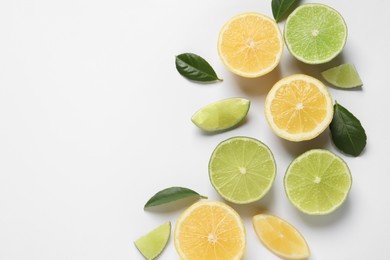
[284,4,347,64]
[322,64,363,88]
[284,149,352,215]
[209,137,276,204]
[134,222,171,260]
[191,98,250,132]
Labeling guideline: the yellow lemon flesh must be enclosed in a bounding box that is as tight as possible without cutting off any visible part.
[265,74,333,141]
[253,214,310,260]
[174,200,246,260]
[218,12,283,78]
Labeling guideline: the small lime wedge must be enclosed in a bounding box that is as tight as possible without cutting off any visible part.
[209,137,276,204]
[284,4,347,64]
[134,222,171,260]
[284,149,352,215]
[321,64,363,88]
[191,98,250,132]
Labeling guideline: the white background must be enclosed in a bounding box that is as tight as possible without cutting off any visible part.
[0,0,389,259]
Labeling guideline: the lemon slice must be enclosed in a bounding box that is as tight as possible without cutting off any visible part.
[174,200,246,260]
[253,214,310,260]
[265,74,334,142]
[218,12,283,78]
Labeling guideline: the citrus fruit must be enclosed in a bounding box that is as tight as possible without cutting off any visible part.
[322,64,363,88]
[284,149,352,215]
[174,200,246,260]
[218,12,283,78]
[209,137,276,204]
[191,98,250,132]
[284,4,347,64]
[134,222,171,260]
[265,74,333,142]
[253,214,310,260]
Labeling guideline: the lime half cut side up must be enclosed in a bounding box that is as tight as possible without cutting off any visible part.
[284,4,347,64]
[191,98,250,132]
[284,149,352,215]
[209,137,276,204]
[322,64,363,88]
[134,222,171,260]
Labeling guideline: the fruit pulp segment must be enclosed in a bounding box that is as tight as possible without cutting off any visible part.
[220,15,282,74]
[270,80,328,133]
[176,204,244,259]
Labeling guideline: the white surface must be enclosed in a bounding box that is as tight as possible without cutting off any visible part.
[0,0,389,259]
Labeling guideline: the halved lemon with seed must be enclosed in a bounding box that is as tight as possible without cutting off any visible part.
[265,74,333,142]
[218,12,283,78]
[253,214,310,259]
[174,200,246,260]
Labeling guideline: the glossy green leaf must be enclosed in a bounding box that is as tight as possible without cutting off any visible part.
[272,0,298,22]
[175,53,222,82]
[144,187,207,209]
[329,103,367,156]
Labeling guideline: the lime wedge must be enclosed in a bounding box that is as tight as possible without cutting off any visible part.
[284,149,352,215]
[191,98,250,132]
[134,222,171,260]
[284,4,347,64]
[209,137,276,204]
[321,64,363,88]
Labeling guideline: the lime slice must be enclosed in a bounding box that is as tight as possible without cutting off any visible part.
[284,4,347,64]
[321,64,363,88]
[191,98,250,132]
[284,149,352,215]
[209,137,276,204]
[134,222,171,260]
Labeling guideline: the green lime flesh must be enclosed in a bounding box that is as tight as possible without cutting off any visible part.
[322,64,363,88]
[284,4,347,64]
[284,149,352,215]
[209,137,276,204]
[134,222,171,260]
[191,98,250,132]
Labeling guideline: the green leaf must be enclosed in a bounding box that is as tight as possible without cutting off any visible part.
[329,103,367,156]
[175,53,222,82]
[144,187,207,209]
[272,0,298,22]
